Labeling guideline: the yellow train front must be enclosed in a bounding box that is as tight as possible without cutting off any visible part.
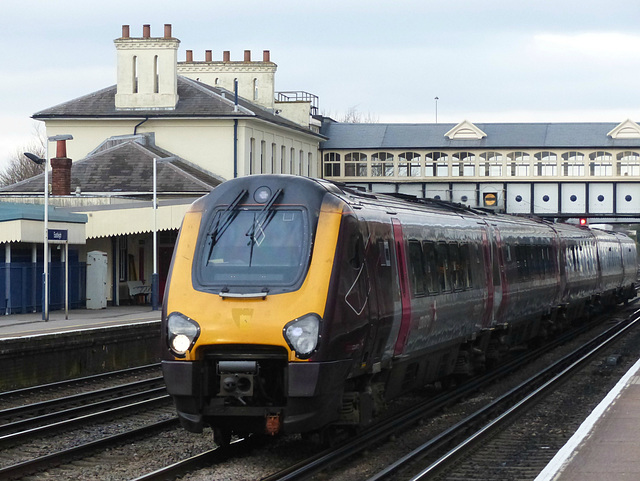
[161,175,351,439]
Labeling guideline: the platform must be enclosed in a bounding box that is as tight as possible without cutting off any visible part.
[536,355,640,481]
[0,305,161,339]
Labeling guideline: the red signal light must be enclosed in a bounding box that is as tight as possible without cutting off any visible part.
[579,218,588,226]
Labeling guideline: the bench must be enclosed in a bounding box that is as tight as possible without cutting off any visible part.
[127,281,151,304]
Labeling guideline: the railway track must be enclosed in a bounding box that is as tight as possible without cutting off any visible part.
[128,306,639,481]
[0,364,175,480]
[363,306,640,481]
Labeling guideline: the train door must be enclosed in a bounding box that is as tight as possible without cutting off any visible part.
[391,218,412,356]
[480,227,494,328]
[486,223,507,325]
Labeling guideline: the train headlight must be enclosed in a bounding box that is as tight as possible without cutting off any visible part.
[284,314,320,359]
[167,312,200,357]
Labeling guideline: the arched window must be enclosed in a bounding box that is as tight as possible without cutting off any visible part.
[534,151,557,176]
[589,151,613,176]
[452,152,475,177]
[153,55,159,93]
[398,152,421,177]
[479,152,503,176]
[561,152,585,176]
[132,56,138,93]
[507,152,530,176]
[345,152,368,177]
[371,152,394,176]
[323,152,341,177]
[427,152,449,177]
[617,151,640,176]
[253,78,259,100]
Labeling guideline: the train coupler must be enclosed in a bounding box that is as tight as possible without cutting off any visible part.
[265,413,281,436]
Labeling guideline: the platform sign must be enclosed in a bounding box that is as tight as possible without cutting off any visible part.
[48,229,68,242]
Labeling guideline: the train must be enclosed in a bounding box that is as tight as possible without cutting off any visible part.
[161,174,637,443]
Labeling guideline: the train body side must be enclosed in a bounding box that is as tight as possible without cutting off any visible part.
[161,175,638,438]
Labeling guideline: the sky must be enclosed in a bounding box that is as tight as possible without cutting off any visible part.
[2,0,640,171]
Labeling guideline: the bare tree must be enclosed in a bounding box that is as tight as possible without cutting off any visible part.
[322,106,379,124]
[0,125,46,187]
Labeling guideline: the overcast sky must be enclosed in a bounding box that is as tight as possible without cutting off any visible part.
[2,0,640,171]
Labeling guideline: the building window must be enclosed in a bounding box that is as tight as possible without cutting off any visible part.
[272,143,277,173]
[452,152,475,177]
[398,152,421,177]
[290,147,295,174]
[324,152,341,177]
[479,152,503,176]
[260,140,266,174]
[308,152,313,177]
[562,151,585,176]
[253,78,259,100]
[507,151,530,176]
[425,152,448,177]
[281,146,286,173]
[617,151,640,176]
[589,151,613,176]
[299,150,304,176]
[371,152,394,176]
[534,151,557,176]
[132,56,138,94]
[249,138,255,175]
[153,55,159,93]
[344,152,368,177]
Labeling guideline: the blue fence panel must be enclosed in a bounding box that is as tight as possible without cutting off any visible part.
[1,260,86,315]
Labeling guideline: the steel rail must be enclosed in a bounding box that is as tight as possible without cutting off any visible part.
[369,308,640,481]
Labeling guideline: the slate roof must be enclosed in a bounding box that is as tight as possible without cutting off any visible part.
[319,121,640,150]
[0,136,221,195]
[33,76,323,139]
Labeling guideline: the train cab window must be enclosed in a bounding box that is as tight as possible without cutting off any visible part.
[408,240,426,296]
[422,242,439,294]
[202,208,309,287]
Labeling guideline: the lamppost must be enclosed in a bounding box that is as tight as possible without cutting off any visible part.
[434,96,439,124]
[25,134,73,321]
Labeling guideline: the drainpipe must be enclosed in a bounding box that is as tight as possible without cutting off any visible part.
[234,79,239,178]
[134,117,149,135]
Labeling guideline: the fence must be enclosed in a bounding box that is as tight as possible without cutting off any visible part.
[0,262,86,315]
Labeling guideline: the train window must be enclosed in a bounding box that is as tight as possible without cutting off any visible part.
[378,240,391,267]
[422,242,439,294]
[459,244,472,288]
[435,243,450,292]
[448,243,465,290]
[408,240,426,296]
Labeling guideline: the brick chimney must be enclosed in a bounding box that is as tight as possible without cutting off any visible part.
[51,139,72,195]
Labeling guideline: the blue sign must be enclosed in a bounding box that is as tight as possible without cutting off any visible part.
[48,229,68,241]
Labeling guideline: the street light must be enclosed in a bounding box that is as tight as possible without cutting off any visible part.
[24,134,73,321]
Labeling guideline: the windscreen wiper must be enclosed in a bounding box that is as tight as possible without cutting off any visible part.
[245,188,283,245]
[207,189,248,260]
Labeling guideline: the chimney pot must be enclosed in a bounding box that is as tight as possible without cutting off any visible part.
[223,50,230,62]
[244,50,251,62]
[186,50,193,62]
[122,25,130,38]
[143,24,151,38]
[263,50,270,62]
[205,50,212,62]
[55,139,67,159]
[164,24,172,38]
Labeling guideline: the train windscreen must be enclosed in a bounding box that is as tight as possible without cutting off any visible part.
[200,208,309,287]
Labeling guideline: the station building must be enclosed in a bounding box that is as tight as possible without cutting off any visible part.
[319,119,640,222]
[1,23,638,314]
